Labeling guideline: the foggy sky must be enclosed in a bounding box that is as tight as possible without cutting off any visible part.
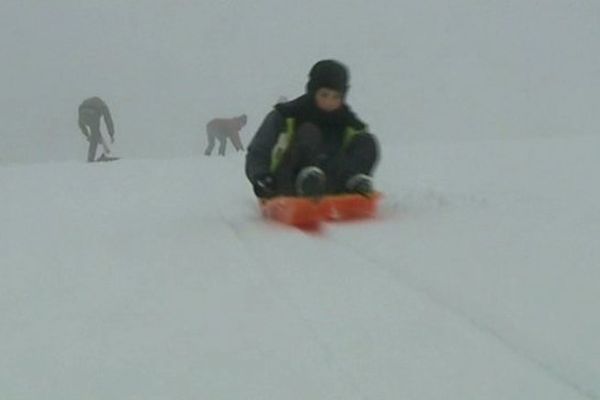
[1,0,599,163]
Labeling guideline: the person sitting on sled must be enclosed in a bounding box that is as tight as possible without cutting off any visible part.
[245,59,379,199]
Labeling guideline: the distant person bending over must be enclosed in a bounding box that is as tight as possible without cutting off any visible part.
[245,59,379,198]
[78,97,115,162]
[204,114,247,156]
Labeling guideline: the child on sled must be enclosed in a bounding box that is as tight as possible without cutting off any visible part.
[245,59,379,199]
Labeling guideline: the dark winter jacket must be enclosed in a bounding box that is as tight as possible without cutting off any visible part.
[78,97,115,139]
[245,94,367,183]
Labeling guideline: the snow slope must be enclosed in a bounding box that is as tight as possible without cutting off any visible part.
[2,133,600,399]
[1,1,600,398]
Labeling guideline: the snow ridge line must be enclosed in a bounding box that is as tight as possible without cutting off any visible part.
[327,235,598,400]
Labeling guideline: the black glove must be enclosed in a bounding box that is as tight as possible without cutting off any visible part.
[253,173,277,198]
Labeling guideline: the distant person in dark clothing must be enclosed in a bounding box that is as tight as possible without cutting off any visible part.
[78,97,115,162]
[204,115,247,156]
[245,59,379,198]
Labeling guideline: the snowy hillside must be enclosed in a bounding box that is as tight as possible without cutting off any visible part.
[2,0,600,398]
[2,134,600,399]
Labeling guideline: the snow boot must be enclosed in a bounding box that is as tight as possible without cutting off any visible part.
[346,174,373,196]
[296,166,326,197]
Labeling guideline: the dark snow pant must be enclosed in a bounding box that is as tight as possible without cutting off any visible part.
[79,109,103,162]
[205,130,227,156]
[274,123,379,196]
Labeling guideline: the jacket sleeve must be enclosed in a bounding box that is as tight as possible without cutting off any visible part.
[230,131,244,151]
[78,119,89,138]
[102,105,115,138]
[245,110,283,183]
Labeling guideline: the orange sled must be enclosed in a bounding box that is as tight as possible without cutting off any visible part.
[260,193,381,229]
